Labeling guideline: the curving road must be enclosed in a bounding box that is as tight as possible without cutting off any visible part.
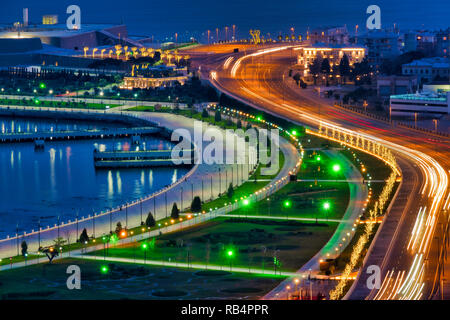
[185,43,450,300]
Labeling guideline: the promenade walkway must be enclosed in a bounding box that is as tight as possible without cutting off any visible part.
[0,108,252,258]
[0,106,301,265]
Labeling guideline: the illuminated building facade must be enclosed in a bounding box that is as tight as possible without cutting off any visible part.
[42,15,58,25]
[296,43,366,74]
[121,75,189,89]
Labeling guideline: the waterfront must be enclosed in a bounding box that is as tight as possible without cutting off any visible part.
[0,117,189,238]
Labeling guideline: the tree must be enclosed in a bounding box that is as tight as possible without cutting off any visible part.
[339,54,350,83]
[145,211,156,227]
[321,58,331,75]
[115,222,123,235]
[191,196,202,213]
[309,57,322,85]
[353,57,371,82]
[79,228,89,244]
[171,203,180,219]
[201,108,209,118]
[227,183,234,199]
[53,237,67,248]
[21,240,28,257]
[214,110,222,122]
[293,73,301,85]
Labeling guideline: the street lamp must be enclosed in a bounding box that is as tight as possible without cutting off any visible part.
[100,265,109,274]
[332,164,341,172]
[142,242,149,264]
[323,201,331,220]
[227,249,234,271]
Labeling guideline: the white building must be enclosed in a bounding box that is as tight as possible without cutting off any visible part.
[296,43,365,75]
[390,91,450,116]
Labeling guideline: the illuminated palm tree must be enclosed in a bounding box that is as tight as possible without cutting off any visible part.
[167,53,174,65]
[139,47,147,57]
[108,50,113,58]
[131,47,138,57]
[92,48,98,58]
[100,48,106,59]
[116,49,122,60]
[83,47,89,58]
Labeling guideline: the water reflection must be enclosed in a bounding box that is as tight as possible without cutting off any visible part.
[0,117,190,237]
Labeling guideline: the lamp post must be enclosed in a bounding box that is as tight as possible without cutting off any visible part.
[283,200,291,219]
[323,201,331,221]
[227,249,234,271]
[142,242,148,264]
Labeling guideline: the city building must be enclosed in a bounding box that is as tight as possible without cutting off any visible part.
[0,23,143,68]
[402,57,450,83]
[296,43,366,75]
[390,91,450,116]
[121,65,190,89]
[42,15,58,25]
[423,83,450,93]
[121,75,190,89]
[308,26,349,45]
[0,24,134,51]
[403,32,418,52]
[416,31,436,56]
[357,30,401,69]
[377,75,418,98]
[435,29,450,58]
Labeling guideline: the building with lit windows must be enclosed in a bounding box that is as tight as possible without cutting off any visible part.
[42,15,58,25]
[308,26,349,45]
[296,43,365,75]
[435,29,450,58]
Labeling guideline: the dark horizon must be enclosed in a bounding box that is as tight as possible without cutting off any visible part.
[1,0,449,42]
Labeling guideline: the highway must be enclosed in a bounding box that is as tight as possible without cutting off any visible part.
[185,43,450,300]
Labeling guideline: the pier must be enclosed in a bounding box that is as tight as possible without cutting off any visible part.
[93,149,194,168]
[0,126,161,143]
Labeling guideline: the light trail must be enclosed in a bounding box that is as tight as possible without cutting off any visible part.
[223,56,234,69]
[209,45,450,300]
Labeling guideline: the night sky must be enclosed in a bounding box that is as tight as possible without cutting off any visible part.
[1,0,449,41]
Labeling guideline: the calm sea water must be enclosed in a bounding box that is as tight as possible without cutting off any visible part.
[0,117,189,237]
[1,0,449,42]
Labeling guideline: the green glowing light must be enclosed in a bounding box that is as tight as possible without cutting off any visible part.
[227,250,234,257]
[100,265,109,274]
[323,202,331,210]
[141,243,148,250]
[39,83,46,89]
[283,200,291,208]
[332,164,341,172]
[243,199,250,206]
[291,130,297,136]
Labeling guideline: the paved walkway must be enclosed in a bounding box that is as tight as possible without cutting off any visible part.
[219,214,343,223]
[0,106,301,269]
[264,149,368,299]
[0,107,253,258]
